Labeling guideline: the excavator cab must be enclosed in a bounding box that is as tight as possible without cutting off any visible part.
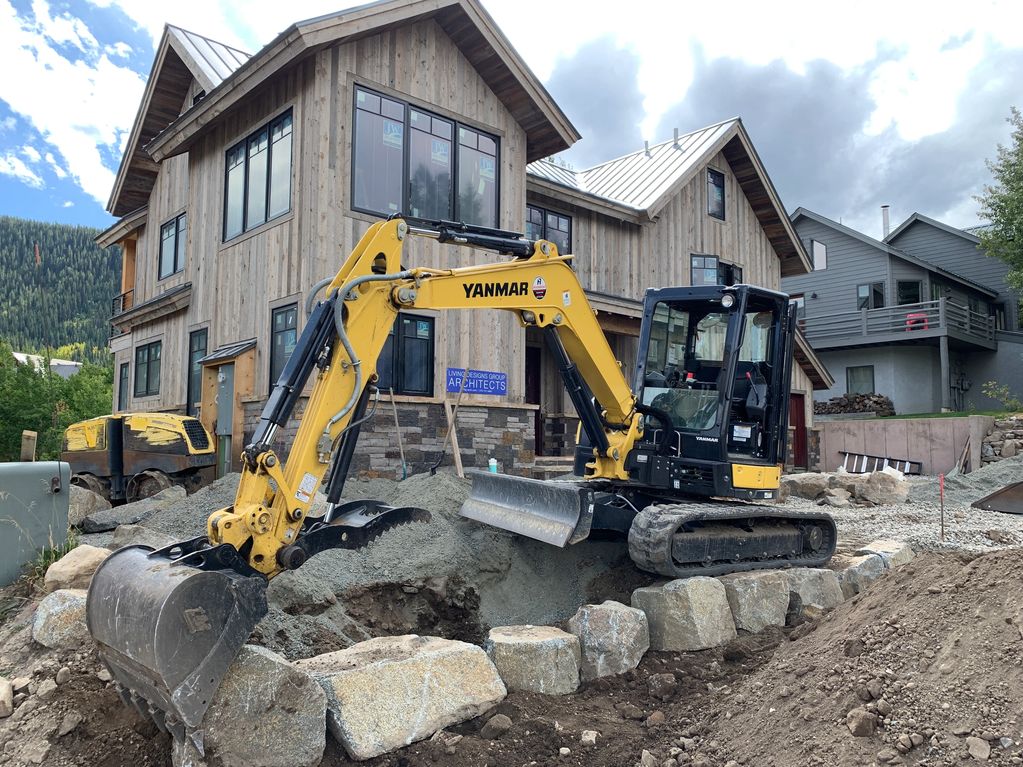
[619,284,796,501]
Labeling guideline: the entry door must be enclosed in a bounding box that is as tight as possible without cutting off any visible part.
[525,346,542,456]
[216,363,235,477]
[789,393,808,468]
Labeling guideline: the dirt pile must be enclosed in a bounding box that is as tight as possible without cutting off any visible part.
[910,453,1023,507]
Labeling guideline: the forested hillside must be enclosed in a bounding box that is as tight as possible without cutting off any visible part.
[0,216,119,362]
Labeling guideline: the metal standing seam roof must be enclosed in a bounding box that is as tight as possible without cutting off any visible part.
[166,25,251,91]
[198,338,257,365]
[527,120,738,212]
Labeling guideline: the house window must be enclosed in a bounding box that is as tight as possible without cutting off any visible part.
[930,279,946,301]
[353,86,499,227]
[856,282,885,310]
[994,303,1006,330]
[811,240,827,271]
[224,110,293,240]
[376,313,434,396]
[117,362,129,411]
[270,304,298,386]
[159,213,187,279]
[896,280,921,305]
[846,365,875,395]
[707,169,725,220]
[690,255,742,287]
[187,329,207,417]
[134,341,161,397]
[525,204,571,254]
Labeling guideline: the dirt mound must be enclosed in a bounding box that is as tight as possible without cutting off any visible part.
[713,549,1023,766]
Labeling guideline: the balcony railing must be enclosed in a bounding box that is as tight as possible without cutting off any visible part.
[802,298,996,347]
[111,289,134,318]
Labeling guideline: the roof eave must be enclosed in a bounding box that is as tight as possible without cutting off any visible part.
[526,175,642,224]
[95,206,148,248]
[794,330,835,390]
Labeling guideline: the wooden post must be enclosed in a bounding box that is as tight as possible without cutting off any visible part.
[20,431,37,462]
[443,400,464,478]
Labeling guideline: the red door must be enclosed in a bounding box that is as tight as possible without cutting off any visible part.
[789,393,808,468]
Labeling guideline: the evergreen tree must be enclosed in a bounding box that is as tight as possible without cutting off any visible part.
[977,107,1023,290]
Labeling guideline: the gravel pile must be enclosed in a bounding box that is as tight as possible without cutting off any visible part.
[909,454,1023,506]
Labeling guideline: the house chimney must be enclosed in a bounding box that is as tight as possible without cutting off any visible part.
[882,204,890,238]
[673,128,679,148]
[644,140,651,158]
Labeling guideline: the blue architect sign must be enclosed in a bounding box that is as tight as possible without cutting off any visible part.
[445,367,507,396]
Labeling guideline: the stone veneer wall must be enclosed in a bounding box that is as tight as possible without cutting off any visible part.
[242,398,536,479]
[981,416,1023,465]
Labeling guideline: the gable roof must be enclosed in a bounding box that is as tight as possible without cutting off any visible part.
[108,26,250,215]
[885,212,982,245]
[791,208,998,298]
[528,119,812,277]
[144,0,579,166]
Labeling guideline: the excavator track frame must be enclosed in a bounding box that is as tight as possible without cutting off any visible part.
[627,501,837,578]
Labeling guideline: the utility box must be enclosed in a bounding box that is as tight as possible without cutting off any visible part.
[0,461,71,587]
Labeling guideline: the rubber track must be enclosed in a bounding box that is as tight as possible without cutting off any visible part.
[627,502,838,578]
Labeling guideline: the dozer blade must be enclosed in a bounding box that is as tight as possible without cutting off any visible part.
[86,544,268,735]
[460,469,594,546]
[972,481,1023,515]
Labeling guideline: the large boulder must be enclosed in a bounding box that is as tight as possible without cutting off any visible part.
[68,486,110,527]
[80,485,186,533]
[855,471,910,506]
[32,589,89,649]
[171,645,326,767]
[780,473,831,500]
[295,635,505,761]
[631,577,736,652]
[0,677,12,718]
[855,540,915,569]
[43,544,110,592]
[110,524,179,551]
[831,553,886,598]
[485,625,581,694]
[783,568,844,621]
[567,601,649,681]
[717,571,789,633]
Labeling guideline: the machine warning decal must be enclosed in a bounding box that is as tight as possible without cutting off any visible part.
[295,472,318,503]
[532,276,547,300]
[562,290,571,307]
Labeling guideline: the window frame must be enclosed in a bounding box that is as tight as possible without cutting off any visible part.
[117,362,129,411]
[811,239,827,271]
[525,203,572,254]
[789,294,805,322]
[223,109,294,242]
[376,312,435,397]
[133,340,162,398]
[158,212,187,280]
[856,282,885,310]
[706,168,725,221]
[690,254,742,287]
[269,303,299,388]
[846,365,875,395]
[350,85,500,227]
[187,328,208,418]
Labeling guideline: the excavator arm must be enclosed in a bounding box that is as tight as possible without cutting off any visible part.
[86,217,644,744]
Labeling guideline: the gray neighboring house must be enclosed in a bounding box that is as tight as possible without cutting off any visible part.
[782,208,1023,414]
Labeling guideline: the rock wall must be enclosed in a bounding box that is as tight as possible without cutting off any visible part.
[980,415,1023,465]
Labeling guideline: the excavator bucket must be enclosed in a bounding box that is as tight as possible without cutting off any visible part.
[86,544,268,738]
[972,482,1023,515]
[460,469,593,546]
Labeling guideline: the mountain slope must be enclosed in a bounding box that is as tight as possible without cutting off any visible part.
[0,215,119,361]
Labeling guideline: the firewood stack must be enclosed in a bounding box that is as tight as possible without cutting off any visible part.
[814,393,895,417]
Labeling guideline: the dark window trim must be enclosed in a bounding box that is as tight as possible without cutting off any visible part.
[377,312,435,397]
[846,365,875,395]
[707,167,725,221]
[856,282,885,310]
[896,279,922,305]
[269,303,299,388]
[350,85,500,226]
[117,362,129,412]
[690,253,742,286]
[526,203,572,253]
[223,108,294,242]
[133,340,162,398]
[186,327,208,418]
[158,212,187,280]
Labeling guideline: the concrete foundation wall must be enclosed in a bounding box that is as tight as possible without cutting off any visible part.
[961,334,1023,410]
[816,416,980,474]
[815,347,941,415]
[243,399,537,479]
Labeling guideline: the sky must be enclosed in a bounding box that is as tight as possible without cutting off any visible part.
[0,0,1020,237]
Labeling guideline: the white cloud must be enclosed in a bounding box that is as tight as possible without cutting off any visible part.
[0,116,14,131]
[0,0,145,206]
[104,40,131,58]
[21,144,40,162]
[0,152,44,187]
[44,152,67,179]
[62,200,73,207]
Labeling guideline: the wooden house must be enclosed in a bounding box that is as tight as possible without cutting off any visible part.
[98,0,831,476]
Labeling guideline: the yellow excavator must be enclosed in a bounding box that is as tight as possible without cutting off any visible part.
[86,217,836,745]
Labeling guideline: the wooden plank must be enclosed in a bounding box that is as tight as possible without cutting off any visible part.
[20,431,37,462]
[443,400,464,478]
